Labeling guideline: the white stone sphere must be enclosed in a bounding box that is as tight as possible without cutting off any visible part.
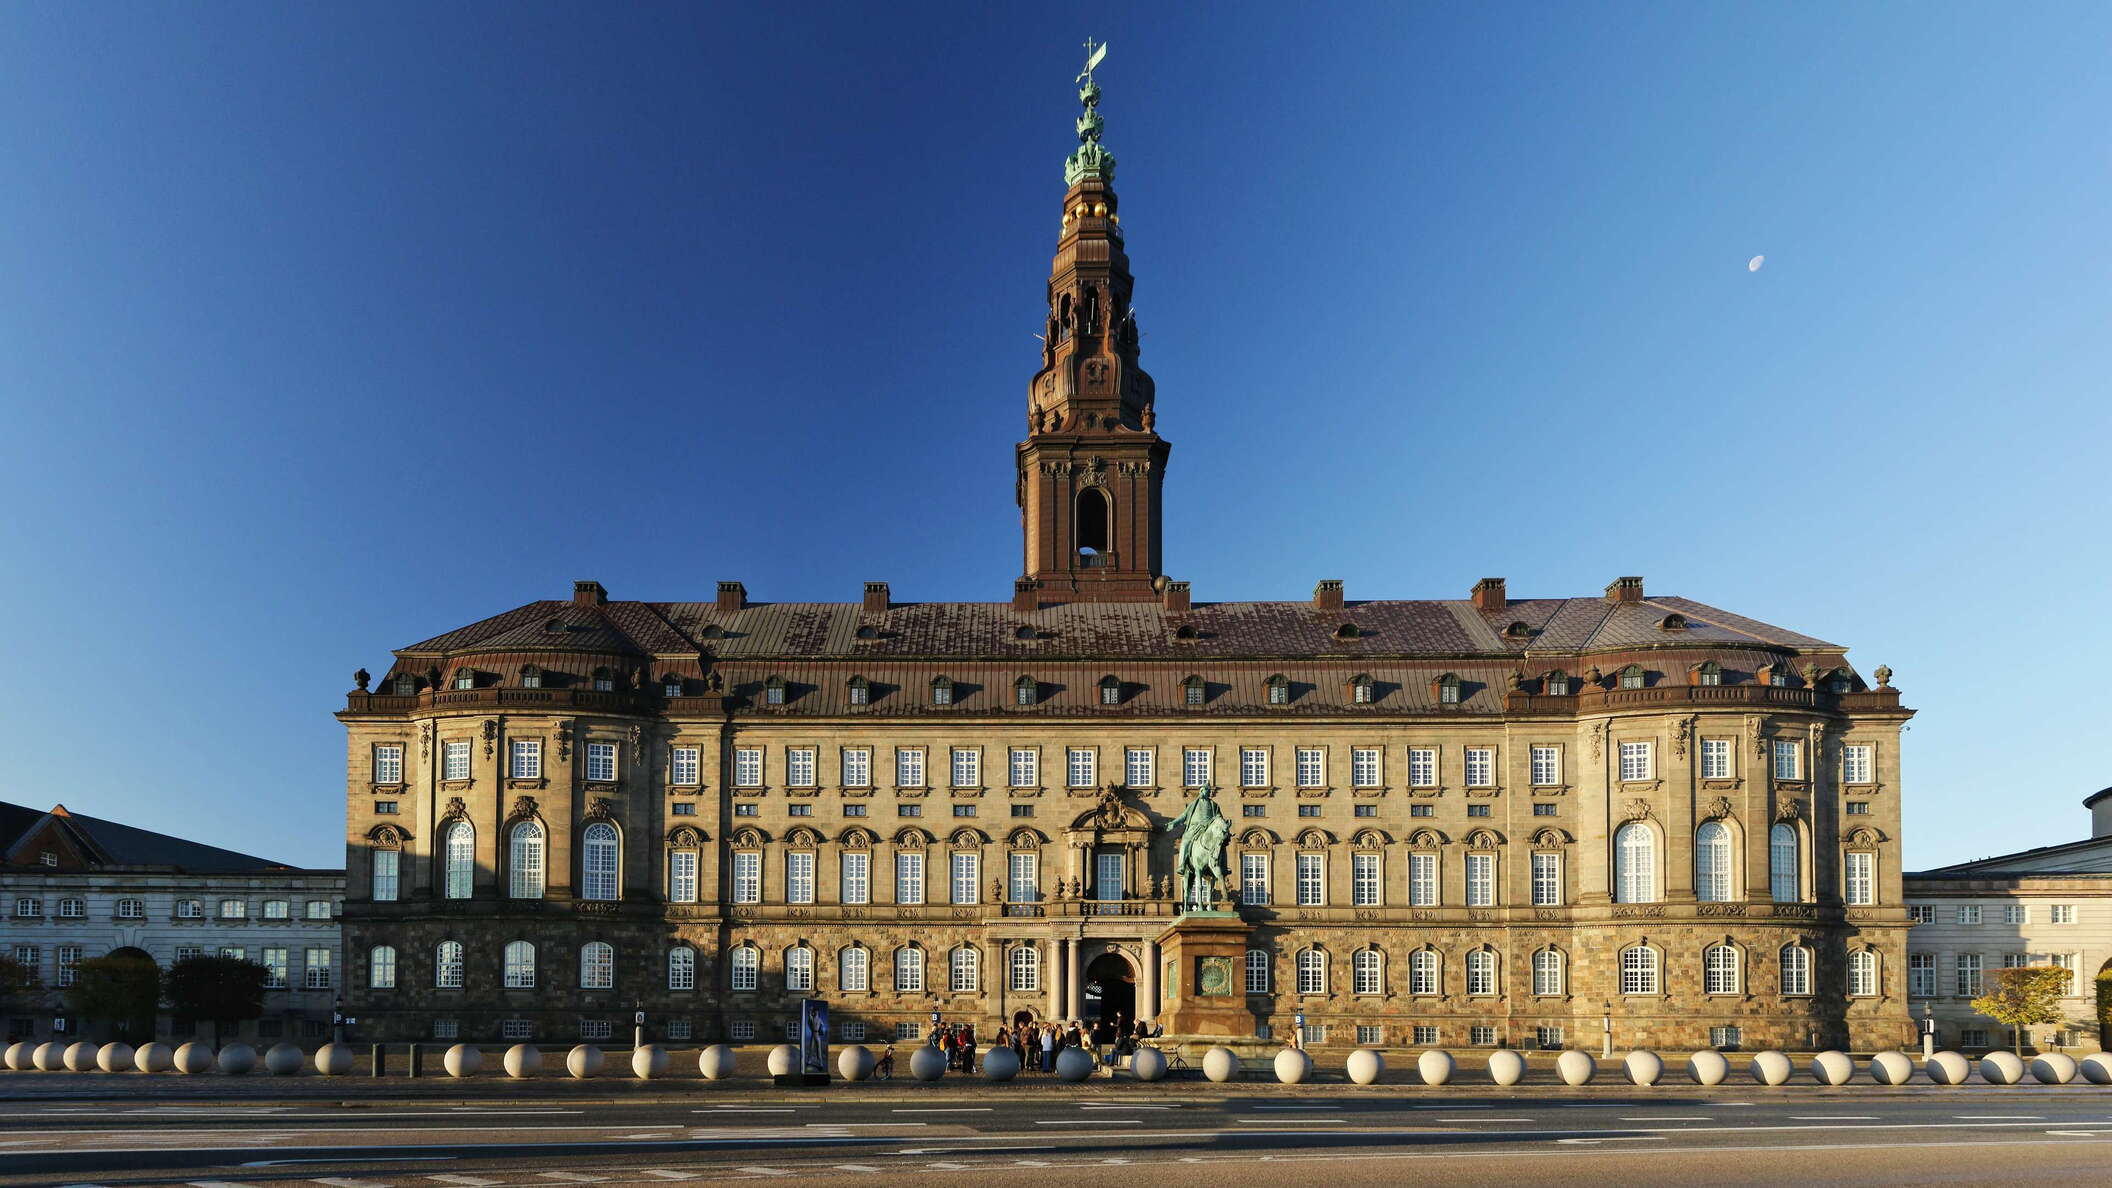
[444,1043,483,1078]
[33,1041,65,1070]
[1416,1048,1455,1086]
[631,1044,668,1079]
[569,1045,605,1078]
[1623,1050,1663,1086]
[837,1044,874,1081]
[1055,1045,1094,1082]
[4,1041,34,1070]
[1274,1047,1312,1084]
[1487,1048,1526,1086]
[1867,1050,1913,1085]
[699,1044,736,1080]
[172,1042,214,1074]
[133,1042,172,1073]
[1202,1046,1242,1083]
[1557,1050,1596,1085]
[314,1042,354,1076]
[503,1044,541,1078]
[910,1044,948,1081]
[982,1045,1020,1081]
[96,1042,135,1073]
[1130,1046,1168,1082]
[2033,1052,2079,1085]
[766,1044,797,1076]
[2079,1051,2112,1084]
[1687,1050,1729,1086]
[1926,1050,1970,1085]
[1345,1047,1384,1085]
[216,1043,257,1075]
[1749,1050,1792,1085]
[264,1042,303,1075]
[1811,1050,1854,1085]
[1980,1050,2024,1085]
[64,1041,99,1072]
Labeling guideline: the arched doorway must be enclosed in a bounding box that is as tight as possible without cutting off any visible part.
[1012,1009,1037,1029]
[1083,951,1136,1025]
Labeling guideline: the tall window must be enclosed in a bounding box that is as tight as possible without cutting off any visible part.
[1010,945,1040,991]
[1008,852,1038,903]
[1066,748,1095,788]
[668,946,696,991]
[1183,677,1205,706]
[1408,747,1437,787]
[369,945,397,989]
[951,852,979,905]
[1694,822,1733,902]
[1531,851,1562,905]
[786,851,815,904]
[1125,747,1153,788]
[585,741,617,782]
[581,822,619,901]
[1703,944,1740,994]
[668,847,698,903]
[840,946,870,991]
[1619,665,1645,690]
[1772,739,1802,780]
[895,851,925,904]
[1769,824,1800,902]
[373,743,403,784]
[1701,738,1731,780]
[1532,948,1563,996]
[436,940,465,988]
[1241,852,1270,905]
[788,748,817,787]
[508,821,546,899]
[897,748,926,787]
[1009,748,1037,787]
[1353,949,1383,994]
[1409,852,1438,906]
[303,947,333,989]
[443,821,474,899]
[930,678,953,706]
[949,946,978,992]
[1296,853,1324,906]
[1779,944,1812,995]
[1466,852,1495,906]
[1409,949,1438,995]
[1614,822,1655,903]
[1618,741,1652,781]
[732,851,761,904]
[1619,945,1659,995]
[733,747,763,786]
[894,947,924,991]
[1095,851,1123,900]
[787,946,815,992]
[1014,676,1035,706]
[444,739,472,781]
[731,945,759,991]
[670,746,700,786]
[1907,952,1935,997]
[580,941,614,989]
[503,940,536,988]
[1267,676,1290,705]
[843,747,871,787]
[1351,853,1381,906]
[1464,747,1494,787]
[950,748,978,787]
[1351,747,1380,787]
[509,739,542,780]
[1956,952,1983,996]
[260,948,288,989]
[1843,744,1874,784]
[1295,748,1323,788]
[1848,950,1878,997]
[1183,747,1212,787]
[841,851,870,905]
[1466,949,1496,996]
[1099,676,1121,705]
[1529,745,1559,786]
[1845,851,1875,905]
[1696,661,1722,687]
[1246,948,1270,993]
[1296,949,1326,994]
[371,848,400,902]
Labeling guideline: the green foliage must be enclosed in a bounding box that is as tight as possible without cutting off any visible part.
[64,956,161,1037]
[1972,965,2071,1052]
[0,954,43,1013]
[2095,968,2112,1042]
[163,955,268,1041]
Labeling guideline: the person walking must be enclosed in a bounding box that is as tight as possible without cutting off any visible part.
[962,1026,977,1073]
[877,1045,895,1080]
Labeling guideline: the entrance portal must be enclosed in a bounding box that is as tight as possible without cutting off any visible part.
[1012,1009,1036,1029]
[1082,951,1136,1025]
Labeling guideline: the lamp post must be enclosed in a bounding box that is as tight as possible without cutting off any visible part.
[1921,1001,1935,1060]
[1601,1002,1612,1058]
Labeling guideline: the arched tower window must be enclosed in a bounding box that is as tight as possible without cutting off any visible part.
[581,821,619,901]
[508,821,546,900]
[1769,823,1801,903]
[1694,821,1733,902]
[1076,487,1111,558]
[1613,821,1655,903]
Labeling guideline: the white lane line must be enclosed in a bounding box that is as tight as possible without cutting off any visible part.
[892,1108,992,1113]
[1795,1115,1879,1120]
[1413,1104,1488,1110]
[808,1123,929,1129]
[1557,1137,1666,1145]
[829,1166,883,1173]
[535,1175,609,1183]
[1082,1104,1174,1109]
[897,1147,1057,1156]
[1621,1116,1711,1122]
[1234,1118,1348,1125]
[1959,1115,2043,1120]
[1437,1117,1538,1123]
[428,1177,505,1187]
[1036,1119,1138,1125]
[1253,1104,1340,1110]
[638,1174,701,1182]
[736,1170,793,1178]
[696,1108,796,1113]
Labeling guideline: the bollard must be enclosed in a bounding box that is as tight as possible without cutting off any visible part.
[64,1042,99,1072]
[97,1042,135,1073]
[1203,1046,1242,1083]
[1810,1051,1854,1085]
[1979,1051,2024,1085]
[1687,1050,1729,1086]
[570,1045,606,1079]
[631,1044,669,1080]
[699,1044,735,1080]
[1867,1051,1913,1085]
[1556,1050,1596,1086]
[408,1042,423,1078]
[445,1043,483,1078]
[766,1044,797,1077]
[1623,1050,1663,1087]
[836,1045,874,1082]
[1344,1048,1384,1085]
[372,1044,386,1077]
[1749,1050,1792,1085]
[1417,1048,1454,1086]
[264,1042,303,1075]
[1130,1046,1168,1082]
[503,1045,541,1079]
[982,1046,1021,1081]
[1925,1051,1970,1085]
[1273,1048,1312,1085]
[2032,1053,2078,1085]
[216,1043,258,1076]
[1487,1049,1526,1086]
[134,1042,173,1074]
[314,1042,355,1076]
[910,1044,948,1082]
[2077,1051,2112,1084]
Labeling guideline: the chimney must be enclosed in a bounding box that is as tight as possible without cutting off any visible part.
[1162,579,1191,613]
[1313,579,1344,611]
[1471,577,1506,612]
[2089,788,2112,839]
[862,582,890,613]
[716,581,747,613]
[1012,578,1042,613]
[1604,576,1645,604]
[572,580,607,606]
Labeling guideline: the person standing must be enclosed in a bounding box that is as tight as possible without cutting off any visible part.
[1040,1022,1056,1072]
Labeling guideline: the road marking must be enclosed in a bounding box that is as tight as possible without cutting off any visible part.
[1959,1115,2042,1120]
[638,1174,701,1182]
[1082,1103,1174,1109]
[897,1147,1055,1156]
[1620,1116,1711,1122]
[534,1175,608,1183]
[1440,1117,1538,1122]
[311,1179,389,1187]
[1556,1137,1666,1145]
[1413,1104,1488,1110]
[736,1169,793,1178]
[698,1107,797,1113]
[1793,1115,1877,1121]
[892,1108,992,1113]
[828,1166,882,1173]
[1036,1119,1137,1125]
[1253,1104,1340,1110]
[1234,1118,1348,1125]
[809,1122,929,1128]
[428,1177,504,1186]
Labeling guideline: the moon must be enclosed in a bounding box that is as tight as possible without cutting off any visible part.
[1747,255,1765,272]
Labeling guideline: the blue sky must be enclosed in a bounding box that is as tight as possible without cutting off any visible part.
[2,3,2106,869]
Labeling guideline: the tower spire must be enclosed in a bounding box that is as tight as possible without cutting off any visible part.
[1016,43,1169,605]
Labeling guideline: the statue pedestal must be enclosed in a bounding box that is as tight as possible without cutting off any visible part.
[1152,913,1253,1039]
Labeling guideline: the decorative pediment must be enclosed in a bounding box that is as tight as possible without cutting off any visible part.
[668,826,703,847]
[1408,828,1449,848]
[893,827,931,847]
[785,827,822,848]
[949,828,989,847]
[1465,828,1505,849]
[839,827,877,848]
[583,797,617,822]
[1701,796,1734,822]
[1068,785,1151,833]
[1350,828,1391,849]
[442,796,467,821]
[1295,827,1336,848]
[1775,799,1805,823]
[1007,827,1050,847]
[508,795,539,822]
[366,824,405,848]
[1530,827,1574,847]
[1846,826,1888,848]
[1621,798,1653,822]
[1238,827,1280,847]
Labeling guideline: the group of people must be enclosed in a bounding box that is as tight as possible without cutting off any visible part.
[870,1013,1167,1080]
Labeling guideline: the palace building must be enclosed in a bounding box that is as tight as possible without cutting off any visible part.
[339,63,1916,1053]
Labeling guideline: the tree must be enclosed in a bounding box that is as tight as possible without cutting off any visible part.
[163,955,267,1045]
[1971,965,2071,1056]
[0,954,43,1018]
[2095,967,2112,1048]
[65,956,161,1040]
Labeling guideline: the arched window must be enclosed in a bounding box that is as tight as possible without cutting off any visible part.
[1466,949,1497,996]
[435,940,465,989]
[667,945,696,991]
[1014,676,1036,707]
[1703,943,1740,995]
[592,667,615,692]
[930,676,954,707]
[1694,822,1733,902]
[1619,664,1645,690]
[581,821,619,901]
[1182,675,1205,706]
[116,897,144,919]
[1779,944,1812,996]
[1098,675,1121,705]
[1266,674,1290,706]
[394,673,418,695]
[1769,824,1800,902]
[1614,822,1655,903]
[1075,486,1110,556]
[895,946,925,992]
[1543,670,1571,696]
[1619,944,1659,995]
[1296,948,1326,994]
[369,945,397,990]
[950,946,979,992]
[1409,949,1440,996]
[444,821,474,900]
[730,944,759,992]
[1436,673,1461,704]
[1352,949,1383,995]
[579,941,614,989]
[370,838,400,902]
[1695,660,1722,687]
[1848,949,1878,997]
[508,821,546,899]
[453,669,475,691]
[1245,949,1271,993]
[848,675,870,706]
[841,945,870,992]
[1009,945,1040,992]
[1532,948,1564,996]
[661,674,683,697]
[786,946,814,992]
[764,675,786,705]
[520,664,542,689]
[503,940,536,989]
[1349,674,1374,704]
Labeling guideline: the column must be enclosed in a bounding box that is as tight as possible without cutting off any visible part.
[1139,940,1159,1024]
[1066,939,1084,1022]
[1048,938,1066,1019]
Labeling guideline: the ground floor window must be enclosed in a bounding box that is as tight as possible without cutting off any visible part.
[1411,1025,1437,1045]
[665,1019,693,1041]
[580,1019,612,1041]
[1535,1026,1563,1049]
[431,1019,459,1040]
[1709,1025,1742,1050]
[1300,1023,1326,1045]
[840,1020,865,1042]
[1470,1025,1497,1046]
[299,1019,327,1039]
[1960,1028,1989,1049]
[894,1021,921,1040]
[1356,1025,1383,1046]
[1254,1022,1273,1040]
[729,1019,757,1041]
[500,1019,532,1040]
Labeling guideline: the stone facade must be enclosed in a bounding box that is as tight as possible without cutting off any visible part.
[337,67,1916,1054]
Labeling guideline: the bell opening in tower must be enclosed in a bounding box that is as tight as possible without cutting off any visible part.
[1076,486,1110,565]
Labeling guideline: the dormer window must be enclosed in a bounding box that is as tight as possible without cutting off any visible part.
[931,677,954,707]
[854,624,878,640]
[699,624,724,640]
[393,674,417,696]
[1544,671,1570,696]
[1174,624,1200,641]
[1333,623,1359,641]
[1349,674,1374,704]
[1766,666,1788,688]
[1658,613,1688,632]
[1265,675,1290,706]
[1014,676,1036,707]
[1099,675,1122,705]
[593,668,615,692]
[1015,625,1038,641]
[661,675,683,697]
[1695,661,1722,688]
[452,670,475,691]
[1504,621,1531,640]
[1824,669,1852,694]
[848,676,870,706]
[1436,673,1462,705]
[520,665,542,689]
[1618,665,1645,690]
[764,676,786,706]
[1182,676,1205,707]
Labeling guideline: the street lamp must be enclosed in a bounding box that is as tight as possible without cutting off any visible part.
[1601,1001,1612,1058]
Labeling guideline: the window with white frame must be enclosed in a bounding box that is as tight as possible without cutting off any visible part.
[730,945,759,991]
[509,738,542,780]
[728,747,761,787]
[1904,951,1934,996]
[1467,948,1497,995]
[1532,948,1563,995]
[444,739,472,781]
[1408,747,1437,787]
[1351,852,1381,906]
[579,941,614,990]
[1848,949,1878,996]
[1694,821,1733,902]
[668,847,698,903]
[505,819,547,898]
[824,748,863,790]
[1008,747,1037,787]
[1618,740,1652,781]
[786,851,815,904]
[1530,850,1563,905]
[1700,738,1732,780]
[1619,665,1644,690]
[177,898,201,918]
[1409,949,1439,995]
[503,941,535,988]
[1351,747,1380,787]
[1703,944,1740,994]
[1957,904,1981,924]
[732,851,761,904]
[841,851,870,905]
[1772,943,1812,995]
[220,897,247,919]
[1267,676,1290,705]
[371,848,400,901]
[896,747,925,787]
[1296,852,1324,906]
[584,741,617,782]
[1241,852,1270,905]
[1246,948,1270,993]
[1296,948,1326,994]
[1066,747,1095,788]
[1769,824,1799,902]
[1009,944,1040,991]
[1619,944,1659,995]
[1353,948,1383,994]
[895,851,925,904]
[116,897,143,919]
[951,851,978,905]
[1614,821,1655,903]
[1239,747,1268,787]
[1183,747,1212,787]
[436,940,465,988]
[1008,851,1037,903]
[1845,851,1875,906]
[1907,904,1934,924]
[1843,743,1873,784]
[1464,747,1494,787]
[373,743,403,784]
[1124,747,1153,787]
[949,946,978,992]
[2052,904,2077,924]
[949,748,978,787]
[580,821,619,901]
[369,945,397,989]
[1357,1024,1383,1045]
[1409,851,1438,906]
[930,678,952,706]
[785,946,814,992]
[1772,739,1802,780]
[2003,904,2028,925]
[1467,851,1495,907]
[1956,952,1983,996]
[894,946,924,991]
[1183,678,1205,706]
[667,945,696,991]
[11,898,38,918]
[840,946,870,991]
[1295,747,1323,788]
[775,747,811,787]
[1528,744,1560,787]
[260,948,288,989]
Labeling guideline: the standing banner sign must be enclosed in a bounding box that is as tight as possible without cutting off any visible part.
[799,999,829,1077]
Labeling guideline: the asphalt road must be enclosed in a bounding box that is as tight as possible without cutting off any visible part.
[8,1086,2112,1187]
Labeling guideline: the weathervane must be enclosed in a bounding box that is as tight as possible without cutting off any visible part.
[1065,38,1116,185]
[1077,37,1108,84]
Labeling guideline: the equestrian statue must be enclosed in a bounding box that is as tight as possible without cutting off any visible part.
[1162,782,1232,912]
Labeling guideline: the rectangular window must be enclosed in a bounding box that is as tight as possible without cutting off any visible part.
[1463,747,1493,787]
[841,852,870,905]
[1536,1026,1564,1050]
[1351,747,1380,788]
[1066,747,1095,788]
[786,851,815,904]
[584,741,617,782]
[443,740,472,781]
[1009,852,1038,903]
[1700,738,1731,780]
[1470,1025,1497,1047]
[1358,1025,1384,1047]
[1845,801,1870,815]
[1354,803,1376,818]
[734,747,762,787]
[1466,803,1490,818]
[374,799,398,815]
[1466,852,1495,907]
[1240,748,1269,787]
[842,747,871,788]
[54,946,83,986]
[1010,804,1033,818]
[1246,949,1270,993]
[734,802,759,817]
[1295,747,1324,788]
[1845,852,1874,905]
[732,852,761,904]
[2052,904,2077,924]
[951,804,974,818]
[371,851,399,902]
[1242,803,1265,818]
[372,744,403,784]
[895,852,925,904]
[950,747,979,787]
[1408,747,1437,787]
[788,748,817,787]
[1296,853,1324,906]
[1960,1028,1989,1049]
[1531,851,1561,905]
[1409,803,1433,818]
[1183,747,1212,787]
[1907,952,1936,996]
[260,948,288,989]
[1095,851,1123,901]
[1410,852,1438,906]
[262,898,289,920]
[1618,740,1652,782]
[1843,744,1873,784]
[509,739,542,780]
[1772,739,1802,781]
[952,852,979,905]
[896,748,925,787]
[432,1019,459,1040]
[303,948,332,990]
[1241,852,1270,905]
[898,804,921,817]
[219,898,247,920]
[842,803,867,817]
[1125,747,1154,788]
[668,850,697,903]
[1532,802,1557,816]
[1009,747,1037,787]
[1529,744,1559,787]
[1956,953,1983,997]
[1297,803,1320,818]
[1351,852,1380,906]
[670,745,700,785]
[13,898,39,918]
[1710,1025,1742,1051]
[1957,905,1981,924]
[1907,904,1934,924]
